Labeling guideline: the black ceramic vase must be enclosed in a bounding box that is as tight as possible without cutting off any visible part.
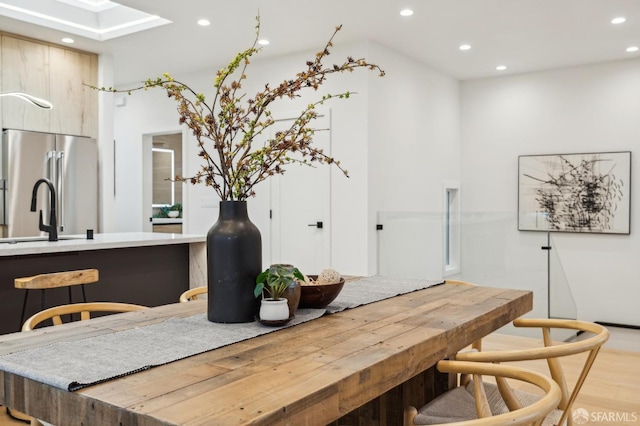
[207,201,261,323]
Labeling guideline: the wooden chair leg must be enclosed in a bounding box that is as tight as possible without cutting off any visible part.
[19,290,29,330]
[403,406,417,426]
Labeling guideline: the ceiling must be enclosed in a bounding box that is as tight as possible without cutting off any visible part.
[0,0,639,85]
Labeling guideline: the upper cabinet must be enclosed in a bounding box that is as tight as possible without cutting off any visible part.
[0,34,98,138]
[1,36,50,133]
[49,45,98,137]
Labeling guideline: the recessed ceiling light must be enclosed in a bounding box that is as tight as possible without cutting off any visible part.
[611,17,626,24]
[258,39,270,46]
[626,46,639,52]
[197,19,210,26]
[496,65,507,71]
[459,44,471,51]
[400,9,414,17]
[61,37,74,43]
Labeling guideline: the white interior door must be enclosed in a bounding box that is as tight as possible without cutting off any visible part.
[270,114,331,274]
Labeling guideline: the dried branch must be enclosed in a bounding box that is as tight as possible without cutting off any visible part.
[89,16,385,200]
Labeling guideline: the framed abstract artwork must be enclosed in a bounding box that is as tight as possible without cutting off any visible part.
[518,151,631,234]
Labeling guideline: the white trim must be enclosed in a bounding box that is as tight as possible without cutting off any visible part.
[151,147,175,207]
[442,182,461,277]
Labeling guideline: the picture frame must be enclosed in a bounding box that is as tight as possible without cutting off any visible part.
[518,151,631,234]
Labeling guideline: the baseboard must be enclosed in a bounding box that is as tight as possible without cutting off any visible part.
[595,321,640,330]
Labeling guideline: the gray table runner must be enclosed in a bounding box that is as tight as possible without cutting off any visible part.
[0,276,443,391]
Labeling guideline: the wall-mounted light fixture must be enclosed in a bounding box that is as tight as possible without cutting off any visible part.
[0,92,53,109]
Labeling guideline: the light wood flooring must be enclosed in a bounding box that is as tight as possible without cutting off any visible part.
[1,327,638,425]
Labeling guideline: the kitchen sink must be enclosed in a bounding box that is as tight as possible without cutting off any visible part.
[0,236,84,244]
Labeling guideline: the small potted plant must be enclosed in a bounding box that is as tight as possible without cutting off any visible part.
[254,264,304,323]
[168,203,182,218]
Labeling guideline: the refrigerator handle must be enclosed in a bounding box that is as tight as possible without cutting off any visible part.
[56,151,65,232]
[46,151,56,221]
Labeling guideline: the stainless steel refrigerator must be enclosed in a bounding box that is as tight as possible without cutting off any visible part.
[0,129,98,238]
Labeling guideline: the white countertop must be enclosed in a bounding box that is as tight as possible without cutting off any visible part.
[0,232,206,257]
[152,218,183,224]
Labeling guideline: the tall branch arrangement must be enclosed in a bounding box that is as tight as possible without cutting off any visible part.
[95,17,385,200]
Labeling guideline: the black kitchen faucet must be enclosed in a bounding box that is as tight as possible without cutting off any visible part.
[31,178,58,242]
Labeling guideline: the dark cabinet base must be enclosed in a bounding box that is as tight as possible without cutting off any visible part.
[0,244,190,335]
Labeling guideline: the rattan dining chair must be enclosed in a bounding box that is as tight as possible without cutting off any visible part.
[11,302,147,425]
[404,360,561,426]
[413,319,609,426]
[22,302,147,331]
[444,279,477,287]
[179,286,207,302]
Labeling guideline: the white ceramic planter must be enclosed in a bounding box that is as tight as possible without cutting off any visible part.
[259,298,290,321]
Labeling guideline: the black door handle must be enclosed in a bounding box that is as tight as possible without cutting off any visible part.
[308,221,323,229]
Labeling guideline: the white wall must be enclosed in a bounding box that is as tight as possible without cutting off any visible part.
[107,35,639,325]
[97,54,115,233]
[110,40,461,278]
[461,58,640,326]
[113,87,180,232]
[367,44,461,277]
[112,41,372,274]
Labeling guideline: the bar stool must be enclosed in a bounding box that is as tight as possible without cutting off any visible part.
[14,268,99,329]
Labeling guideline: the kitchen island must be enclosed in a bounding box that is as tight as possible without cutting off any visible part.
[0,232,206,335]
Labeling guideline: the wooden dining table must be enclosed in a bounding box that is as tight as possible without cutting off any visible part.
[0,281,532,426]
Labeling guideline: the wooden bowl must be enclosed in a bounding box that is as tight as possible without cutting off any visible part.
[298,276,345,309]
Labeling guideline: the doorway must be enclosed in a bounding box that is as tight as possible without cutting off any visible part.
[142,132,184,233]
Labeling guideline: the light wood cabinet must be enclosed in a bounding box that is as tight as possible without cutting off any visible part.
[0,33,98,137]
[153,224,183,234]
[1,36,50,132]
[49,46,98,137]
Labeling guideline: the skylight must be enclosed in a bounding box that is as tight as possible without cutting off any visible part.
[0,0,171,41]
[56,0,119,13]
